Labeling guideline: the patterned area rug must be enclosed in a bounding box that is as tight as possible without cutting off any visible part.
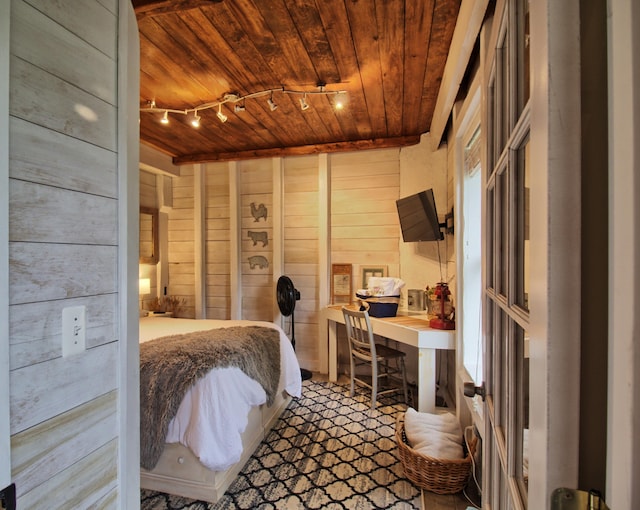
[141,379,420,509]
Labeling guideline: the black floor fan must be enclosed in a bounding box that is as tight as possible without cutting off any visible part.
[277,275,312,381]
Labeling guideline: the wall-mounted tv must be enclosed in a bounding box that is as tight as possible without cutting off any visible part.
[396,189,443,242]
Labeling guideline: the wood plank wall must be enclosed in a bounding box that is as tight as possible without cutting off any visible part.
[168,167,196,316]
[140,169,158,307]
[240,159,274,321]
[158,149,403,373]
[8,0,120,506]
[330,149,401,283]
[205,163,232,319]
[283,156,320,370]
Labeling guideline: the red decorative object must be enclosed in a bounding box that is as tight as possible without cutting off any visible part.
[429,282,455,330]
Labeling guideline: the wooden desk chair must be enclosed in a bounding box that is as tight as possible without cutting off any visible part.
[342,306,408,409]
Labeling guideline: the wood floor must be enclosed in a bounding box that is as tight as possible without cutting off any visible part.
[312,372,479,510]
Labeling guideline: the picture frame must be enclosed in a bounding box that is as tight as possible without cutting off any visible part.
[361,266,387,289]
[331,264,352,304]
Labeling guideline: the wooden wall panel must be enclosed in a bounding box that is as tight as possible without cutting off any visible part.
[140,169,157,209]
[16,440,118,509]
[10,342,117,433]
[10,294,117,370]
[330,149,401,289]
[168,168,195,316]
[283,156,319,370]
[10,57,116,151]
[240,161,273,322]
[11,391,117,496]
[22,0,118,58]
[11,0,116,105]
[8,1,120,504]
[205,163,231,318]
[9,181,118,245]
[9,118,117,198]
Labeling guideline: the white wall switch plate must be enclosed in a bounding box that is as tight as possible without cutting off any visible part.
[62,305,86,357]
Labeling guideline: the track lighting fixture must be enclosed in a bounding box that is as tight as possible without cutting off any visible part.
[191,111,200,128]
[142,84,347,127]
[267,94,278,111]
[216,104,228,123]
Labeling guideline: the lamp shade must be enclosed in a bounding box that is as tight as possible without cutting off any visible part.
[139,278,151,295]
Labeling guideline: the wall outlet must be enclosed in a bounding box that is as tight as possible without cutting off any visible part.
[62,305,86,357]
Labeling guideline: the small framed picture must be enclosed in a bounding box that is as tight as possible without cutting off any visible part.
[361,266,387,289]
[331,264,352,304]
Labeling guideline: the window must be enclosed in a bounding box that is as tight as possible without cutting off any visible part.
[461,126,483,384]
[484,0,531,507]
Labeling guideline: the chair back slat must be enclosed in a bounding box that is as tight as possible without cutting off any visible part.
[342,307,376,359]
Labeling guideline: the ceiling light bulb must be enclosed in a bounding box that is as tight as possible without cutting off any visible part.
[160,111,169,124]
[299,96,309,111]
[216,105,228,123]
[334,92,347,110]
[267,97,278,111]
[191,112,200,128]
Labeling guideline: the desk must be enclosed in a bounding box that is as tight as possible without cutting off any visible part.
[321,305,455,413]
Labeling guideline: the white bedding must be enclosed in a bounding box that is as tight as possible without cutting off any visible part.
[140,317,302,471]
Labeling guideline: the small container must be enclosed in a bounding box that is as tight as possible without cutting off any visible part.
[356,293,400,317]
[407,289,425,311]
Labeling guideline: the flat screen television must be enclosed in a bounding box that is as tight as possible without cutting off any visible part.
[396,189,443,242]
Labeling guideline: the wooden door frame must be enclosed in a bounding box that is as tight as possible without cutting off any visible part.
[117,1,141,507]
[528,0,582,507]
[0,0,11,490]
[607,0,640,506]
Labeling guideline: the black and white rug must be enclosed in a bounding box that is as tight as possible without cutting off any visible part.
[141,380,420,509]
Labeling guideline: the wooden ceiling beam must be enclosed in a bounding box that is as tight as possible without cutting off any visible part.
[172,135,422,164]
[132,0,223,19]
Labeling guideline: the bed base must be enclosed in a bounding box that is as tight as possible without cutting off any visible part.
[140,389,292,503]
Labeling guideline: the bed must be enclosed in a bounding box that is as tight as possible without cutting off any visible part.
[138,316,302,503]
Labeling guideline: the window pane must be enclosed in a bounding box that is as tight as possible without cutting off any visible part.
[500,311,509,430]
[517,0,531,111]
[487,185,495,289]
[496,38,509,157]
[516,139,531,309]
[516,324,530,498]
[498,170,509,296]
[462,127,483,383]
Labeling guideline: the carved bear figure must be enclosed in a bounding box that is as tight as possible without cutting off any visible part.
[248,255,269,269]
[248,230,268,247]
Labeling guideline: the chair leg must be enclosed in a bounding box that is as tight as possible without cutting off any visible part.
[400,357,409,405]
[349,358,356,397]
[371,360,378,410]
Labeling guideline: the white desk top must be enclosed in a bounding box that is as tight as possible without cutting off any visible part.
[323,305,455,350]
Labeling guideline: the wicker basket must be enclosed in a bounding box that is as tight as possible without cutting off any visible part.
[395,414,475,494]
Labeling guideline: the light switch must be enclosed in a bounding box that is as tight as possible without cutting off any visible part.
[62,305,86,357]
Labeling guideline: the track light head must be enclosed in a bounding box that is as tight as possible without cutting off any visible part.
[299,96,310,111]
[160,111,169,124]
[191,111,201,128]
[234,103,245,113]
[334,91,347,110]
[267,95,278,111]
[216,105,228,123]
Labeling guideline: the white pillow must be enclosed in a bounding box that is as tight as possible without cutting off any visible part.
[404,407,464,460]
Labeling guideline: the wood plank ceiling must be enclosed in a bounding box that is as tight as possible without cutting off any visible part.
[133,0,462,164]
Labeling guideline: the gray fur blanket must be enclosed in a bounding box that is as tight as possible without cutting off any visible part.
[140,325,281,470]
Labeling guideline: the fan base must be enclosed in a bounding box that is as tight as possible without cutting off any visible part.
[300,368,312,381]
